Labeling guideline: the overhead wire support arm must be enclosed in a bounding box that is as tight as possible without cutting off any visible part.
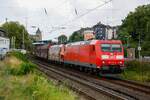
[74,0,112,20]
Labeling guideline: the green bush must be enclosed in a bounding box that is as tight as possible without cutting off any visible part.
[19,62,36,75]
[125,60,150,71]
[8,62,36,75]
[8,51,28,62]
[125,60,140,71]
[122,60,150,82]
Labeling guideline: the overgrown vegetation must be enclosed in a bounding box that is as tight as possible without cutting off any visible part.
[118,4,150,56]
[122,60,150,82]
[58,35,67,44]
[0,51,77,100]
[7,51,29,62]
[68,31,84,43]
[4,52,35,75]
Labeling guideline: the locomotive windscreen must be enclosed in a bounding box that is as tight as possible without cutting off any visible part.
[101,44,122,52]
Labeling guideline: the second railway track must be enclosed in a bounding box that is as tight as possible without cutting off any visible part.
[31,58,150,100]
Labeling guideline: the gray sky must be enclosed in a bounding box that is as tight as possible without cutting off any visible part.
[0,0,150,40]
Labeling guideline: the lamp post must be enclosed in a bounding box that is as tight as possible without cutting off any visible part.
[138,33,142,60]
[22,17,28,49]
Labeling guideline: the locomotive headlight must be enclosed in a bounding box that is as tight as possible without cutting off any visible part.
[102,61,105,64]
[101,55,109,59]
[119,61,122,64]
[116,55,124,59]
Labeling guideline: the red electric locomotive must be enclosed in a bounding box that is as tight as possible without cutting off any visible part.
[34,40,125,73]
[63,40,124,73]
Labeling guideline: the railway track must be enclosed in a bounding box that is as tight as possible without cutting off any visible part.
[104,78,150,94]
[31,59,131,100]
[31,58,150,100]
[54,64,150,99]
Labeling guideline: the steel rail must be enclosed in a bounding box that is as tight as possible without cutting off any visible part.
[31,59,139,100]
[35,59,150,100]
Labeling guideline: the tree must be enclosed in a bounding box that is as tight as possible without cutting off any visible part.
[118,28,129,43]
[2,21,32,49]
[118,4,150,56]
[68,31,84,42]
[142,33,150,56]
[58,34,67,44]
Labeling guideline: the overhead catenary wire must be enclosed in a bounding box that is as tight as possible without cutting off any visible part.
[69,0,113,24]
[50,0,113,33]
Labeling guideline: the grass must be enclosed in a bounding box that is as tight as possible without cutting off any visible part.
[0,74,77,100]
[121,60,150,83]
[0,51,77,100]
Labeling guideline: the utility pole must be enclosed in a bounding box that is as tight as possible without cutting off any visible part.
[11,37,13,49]
[5,18,8,23]
[11,37,15,49]
[22,29,25,49]
[14,37,16,49]
[147,22,149,33]
[138,33,141,60]
[22,17,28,49]
[25,17,28,29]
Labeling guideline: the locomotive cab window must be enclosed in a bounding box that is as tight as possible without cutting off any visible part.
[101,44,111,52]
[111,44,122,52]
[101,44,122,52]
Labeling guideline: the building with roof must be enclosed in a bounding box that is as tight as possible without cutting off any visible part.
[30,28,42,42]
[92,22,118,40]
[0,28,10,58]
[0,27,6,37]
[72,27,95,40]
[72,22,118,41]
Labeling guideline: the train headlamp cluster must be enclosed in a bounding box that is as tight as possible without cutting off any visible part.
[101,55,124,60]
[116,55,124,59]
[101,55,109,59]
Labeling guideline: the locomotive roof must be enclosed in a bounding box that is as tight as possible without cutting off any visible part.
[66,40,122,46]
[40,40,122,48]
[97,40,122,44]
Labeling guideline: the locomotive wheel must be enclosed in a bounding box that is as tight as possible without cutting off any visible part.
[96,69,101,75]
[84,67,88,73]
[79,66,82,71]
[81,67,85,72]
[91,68,97,75]
[70,64,73,68]
[87,68,92,74]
